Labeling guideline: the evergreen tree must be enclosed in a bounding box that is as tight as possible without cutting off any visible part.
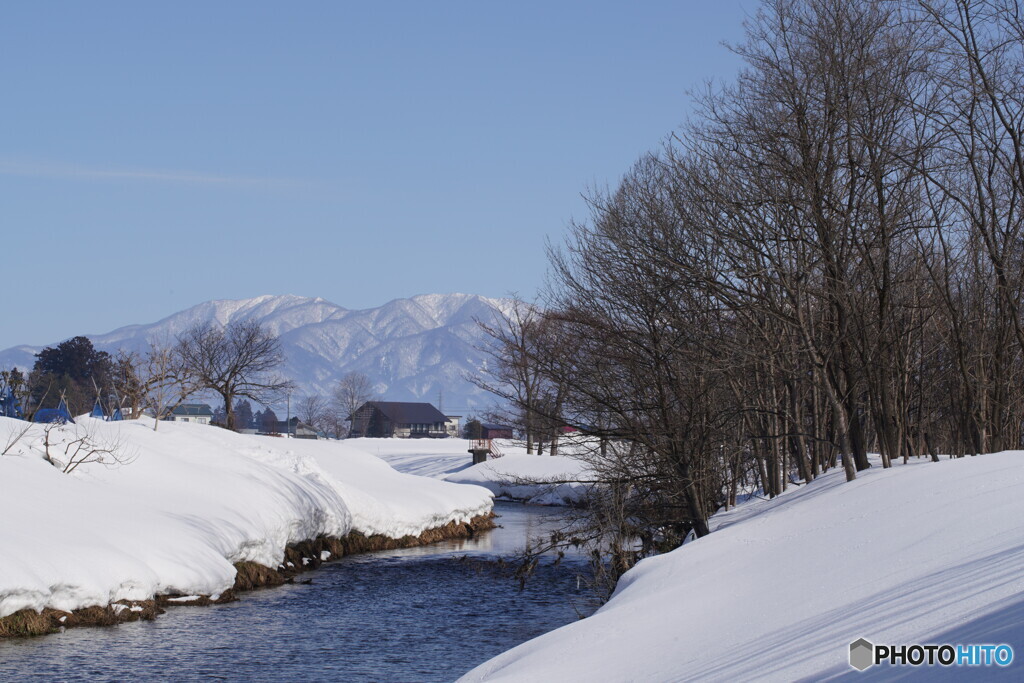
[257,407,279,433]
[234,399,255,430]
[29,336,113,413]
[212,403,228,427]
[462,417,483,439]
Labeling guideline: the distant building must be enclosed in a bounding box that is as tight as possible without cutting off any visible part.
[349,401,449,438]
[261,416,319,439]
[480,423,514,439]
[445,415,461,438]
[167,403,214,425]
[291,421,319,439]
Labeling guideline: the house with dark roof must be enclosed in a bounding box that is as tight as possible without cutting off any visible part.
[480,423,514,439]
[167,403,214,425]
[349,401,449,438]
[260,416,320,439]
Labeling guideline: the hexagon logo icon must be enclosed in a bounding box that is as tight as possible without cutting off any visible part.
[849,638,874,671]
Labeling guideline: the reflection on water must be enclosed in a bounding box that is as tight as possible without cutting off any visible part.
[0,503,597,682]
[383,500,573,559]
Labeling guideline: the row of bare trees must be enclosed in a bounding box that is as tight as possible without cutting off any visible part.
[7,318,378,437]
[291,371,377,438]
[474,300,566,455]
[109,320,293,431]
[478,0,1024,588]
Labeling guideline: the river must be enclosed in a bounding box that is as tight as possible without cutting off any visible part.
[0,502,598,682]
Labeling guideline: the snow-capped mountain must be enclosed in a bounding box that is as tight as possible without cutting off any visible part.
[0,294,509,413]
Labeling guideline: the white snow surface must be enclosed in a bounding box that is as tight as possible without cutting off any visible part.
[446,455,592,505]
[0,417,492,618]
[359,438,594,505]
[356,437,483,479]
[461,452,1024,681]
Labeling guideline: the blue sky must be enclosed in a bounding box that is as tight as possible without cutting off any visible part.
[0,2,750,350]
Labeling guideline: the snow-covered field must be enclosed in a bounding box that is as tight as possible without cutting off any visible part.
[461,452,1024,681]
[0,417,492,619]
[354,437,482,478]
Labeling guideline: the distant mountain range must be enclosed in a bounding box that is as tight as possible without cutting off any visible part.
[0,294,510,414]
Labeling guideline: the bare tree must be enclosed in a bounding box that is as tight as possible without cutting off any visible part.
[331,371,375,438]
[296,394,330,434]
[41,421,137,474]
[111,350,147,419]
[176,320,293,431]
[473,299,553,454]
[2,421,34,456]
[142,340,198,431]
[472,0,1024,602]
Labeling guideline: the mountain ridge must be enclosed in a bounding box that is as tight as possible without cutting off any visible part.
[0,293,508,412]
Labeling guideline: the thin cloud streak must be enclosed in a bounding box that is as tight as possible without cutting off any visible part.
[0,158,308,189]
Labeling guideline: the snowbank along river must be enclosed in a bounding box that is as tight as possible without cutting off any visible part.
[0,502,598,682]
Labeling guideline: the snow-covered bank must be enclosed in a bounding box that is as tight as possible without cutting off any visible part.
[359,437,595,505]
[0,417,492,621]
[461,452,1024,681]
[446,455,592,505]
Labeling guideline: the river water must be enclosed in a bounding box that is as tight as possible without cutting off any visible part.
[0,503,597,682]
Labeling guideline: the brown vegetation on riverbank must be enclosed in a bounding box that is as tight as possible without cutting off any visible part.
[0,512,495,637]
[0,600,163,638]
[234,512,496,591]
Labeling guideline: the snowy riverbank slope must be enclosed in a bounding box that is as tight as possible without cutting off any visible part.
[445,455,592,505]
[461,452,1024,681]
[360,437,595,504]
[354,437,490,478]
[0,417,492,619]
